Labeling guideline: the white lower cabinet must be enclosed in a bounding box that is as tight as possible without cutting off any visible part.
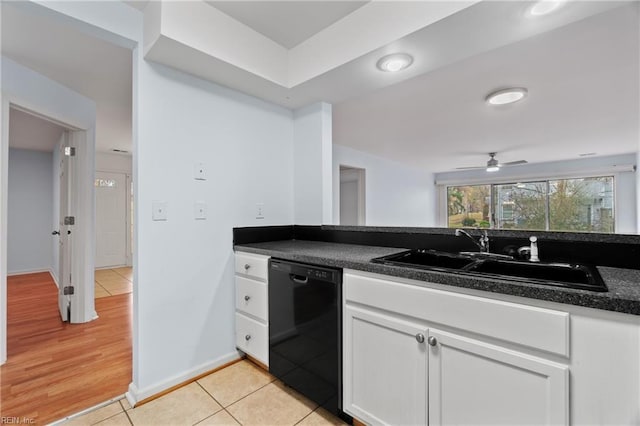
[344,306,428,426]
[428,329,568,426]
[343,271,571,426]
[234,251,270,366]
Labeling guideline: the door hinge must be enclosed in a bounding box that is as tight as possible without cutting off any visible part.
[63,286,74,295]
[64,216,75,225]
[64,147,76,156]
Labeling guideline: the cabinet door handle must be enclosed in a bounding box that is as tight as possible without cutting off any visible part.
[244,263,251,271]
[415,333,425,343]
[245,334,251,341]
[428,336,438,347]
[244,295,251,301]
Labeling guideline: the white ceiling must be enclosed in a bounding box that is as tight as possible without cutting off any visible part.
[208,1,368,49]
[1,2,133,154]
[9,108,66,152]
[333,2,639,172]
[3,0,638,173]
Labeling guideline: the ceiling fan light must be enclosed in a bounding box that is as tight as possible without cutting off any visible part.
[486,165,500,172]
[486,88,528,105]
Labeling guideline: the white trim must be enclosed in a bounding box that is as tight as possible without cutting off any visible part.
[434,165,634,186]
[7,268,52,276]
[1,99,9,364]
[48,394,126,426]
[126,173,133,267]
[125,351,241,407]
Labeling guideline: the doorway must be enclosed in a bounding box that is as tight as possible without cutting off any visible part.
[95,171,128,268]
[6,106,90,323]
[339,166,366,226]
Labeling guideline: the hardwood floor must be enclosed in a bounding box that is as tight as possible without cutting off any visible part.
[1,272,132,424]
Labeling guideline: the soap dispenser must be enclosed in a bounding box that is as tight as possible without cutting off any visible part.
[529,236,540,262]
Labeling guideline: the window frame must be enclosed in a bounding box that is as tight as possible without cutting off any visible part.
[440,174,618,233]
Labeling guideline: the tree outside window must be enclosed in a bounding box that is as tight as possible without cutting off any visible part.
[447,176,614,233]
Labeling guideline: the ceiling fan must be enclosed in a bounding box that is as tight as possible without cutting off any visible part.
[456,152,527,172]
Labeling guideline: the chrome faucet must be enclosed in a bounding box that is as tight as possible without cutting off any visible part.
[455,228,489,253]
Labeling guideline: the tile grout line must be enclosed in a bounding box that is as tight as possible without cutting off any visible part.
[122,406,134,426]
[194,380,225,410]
[223,408,243,426]
[220,374,278,411]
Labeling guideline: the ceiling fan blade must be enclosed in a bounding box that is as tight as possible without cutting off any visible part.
[455,166,485,170]
[501,160,528,166]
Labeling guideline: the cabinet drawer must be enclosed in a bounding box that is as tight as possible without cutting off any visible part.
[236,313,269,366]
[345,271,569,357]
[235,252,269,281]
[236,276,268,321]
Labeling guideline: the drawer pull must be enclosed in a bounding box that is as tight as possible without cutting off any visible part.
[245,334,251,341]
[244,295,251,301]
[244,263,251,271]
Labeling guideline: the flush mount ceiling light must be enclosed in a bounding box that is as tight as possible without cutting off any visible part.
[376,53,413,72]
[485,87,528,106]
[529,0,565,16]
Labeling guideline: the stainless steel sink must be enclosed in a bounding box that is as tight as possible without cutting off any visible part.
[371,249,608,292]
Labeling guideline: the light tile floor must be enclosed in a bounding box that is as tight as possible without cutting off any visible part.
[63,359,347,426]
[95,267,133,298]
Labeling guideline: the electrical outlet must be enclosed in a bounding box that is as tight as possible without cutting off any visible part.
[152,201,168,221]
[194,162,206,180]
[195,202,207,220]
[256,203,265,219]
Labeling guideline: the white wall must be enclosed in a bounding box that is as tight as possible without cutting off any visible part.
[333,144,436,227]
[133,60,294,399]
[293,102,332,224]
[434,153,637,234]
[96,152,132,174]
[7,148,53,274]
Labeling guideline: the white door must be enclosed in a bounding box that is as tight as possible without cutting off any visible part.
[428,329,569,426]
[58,136,73,322]
[343,305,428,426]
[95,171,127,268]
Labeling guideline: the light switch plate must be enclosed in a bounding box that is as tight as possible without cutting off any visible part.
[152,201,168,221]
[195,202,207,220]
[194,162,206,180]
[256,203,264,219]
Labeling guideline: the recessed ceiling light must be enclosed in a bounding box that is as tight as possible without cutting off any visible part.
[486,87,528,106]
[529,0,565,16]
[376,53,413,73]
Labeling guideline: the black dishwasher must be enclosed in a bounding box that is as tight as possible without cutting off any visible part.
[269,259,348,420]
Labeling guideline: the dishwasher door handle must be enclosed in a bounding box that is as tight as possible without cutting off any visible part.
[290,274,309,284]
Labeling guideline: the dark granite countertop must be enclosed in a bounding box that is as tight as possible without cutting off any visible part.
[235,240,640,316]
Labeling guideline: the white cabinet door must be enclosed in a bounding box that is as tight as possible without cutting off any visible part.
[428,329,569,426]
[344,305,428,426]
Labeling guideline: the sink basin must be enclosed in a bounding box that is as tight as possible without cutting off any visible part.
[372,249,608,292]
[467,259,607,292]
[373,249,476,271]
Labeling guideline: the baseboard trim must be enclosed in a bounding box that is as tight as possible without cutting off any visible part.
[7,268,51,277]
[125,351,242,408]
[50,268,60,288]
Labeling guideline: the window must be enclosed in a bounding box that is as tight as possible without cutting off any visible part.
[447,176,614,233]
